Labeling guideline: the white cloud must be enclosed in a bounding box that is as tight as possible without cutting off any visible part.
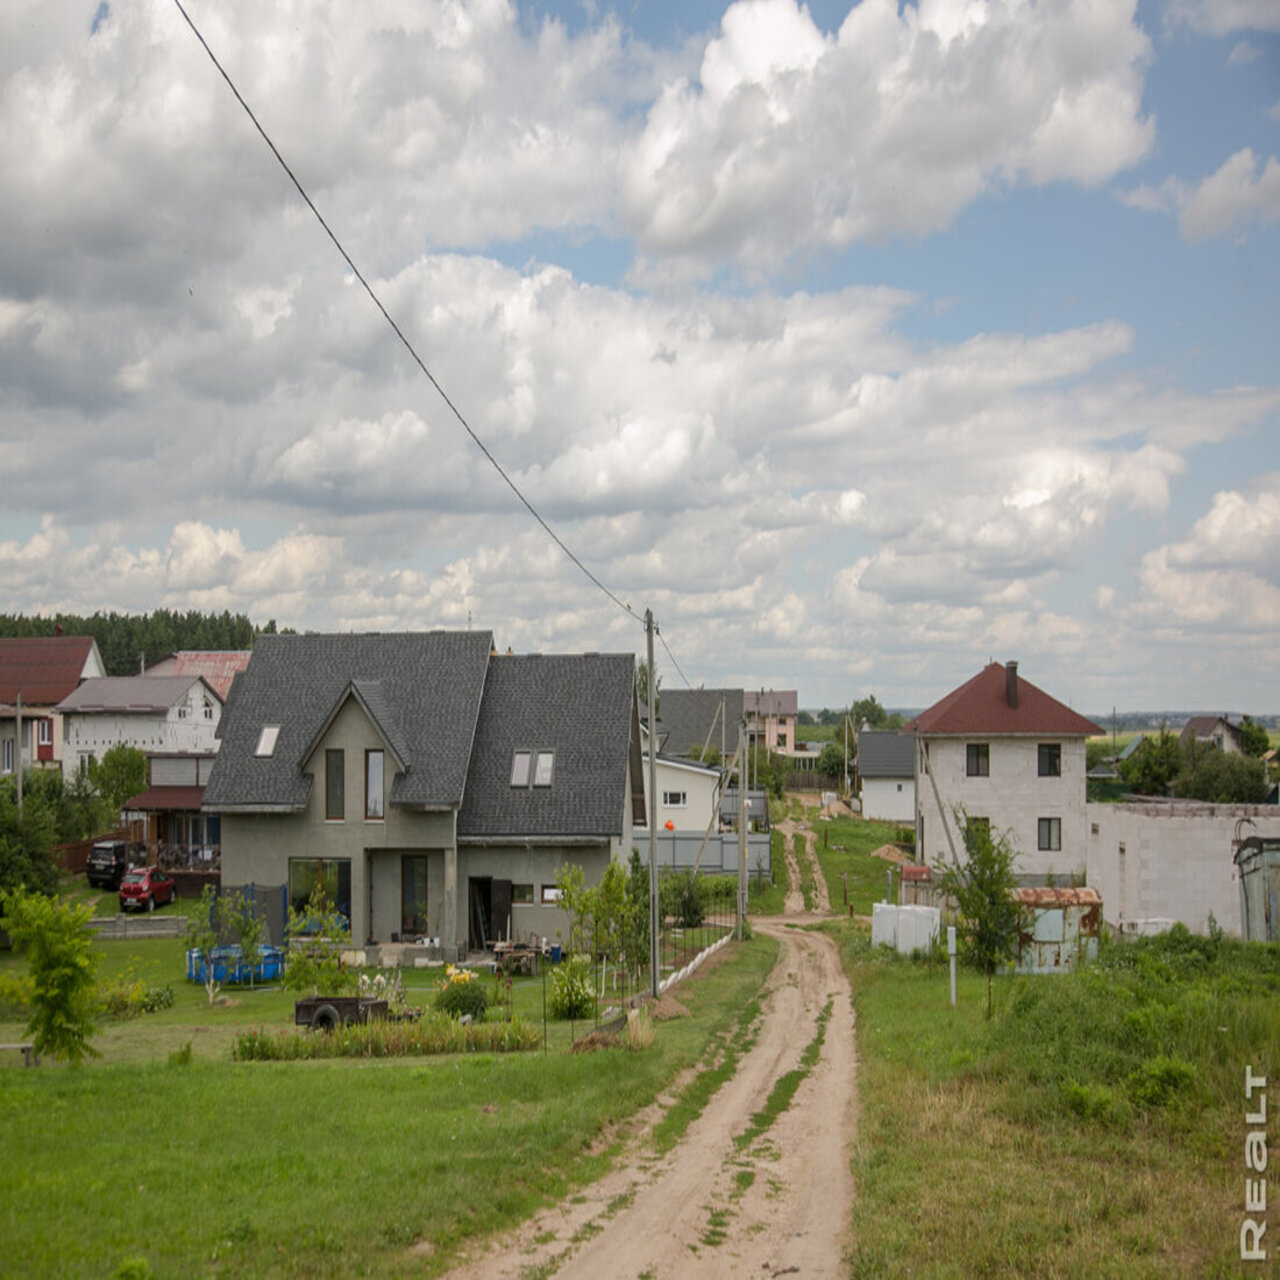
[1179,148,1280,240]
[1168,0,1280,35]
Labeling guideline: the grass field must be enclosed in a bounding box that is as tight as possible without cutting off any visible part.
[811,811,912,917]
[0,924,778,1278]
[837,923,1280,1277]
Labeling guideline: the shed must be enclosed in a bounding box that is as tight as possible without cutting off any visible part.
[1012,886,1101,974]
[1235,837,1280,943]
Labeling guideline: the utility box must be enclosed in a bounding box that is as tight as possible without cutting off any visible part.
[872,902,940,955]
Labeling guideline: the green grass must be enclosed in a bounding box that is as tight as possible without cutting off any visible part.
[841,923,1280,1277]
[0,929,778,1278]
[795,832,816,910]
[811,812,907,916]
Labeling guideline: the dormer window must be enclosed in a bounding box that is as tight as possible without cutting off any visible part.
[510,749,554,788]
[255,725,280,757]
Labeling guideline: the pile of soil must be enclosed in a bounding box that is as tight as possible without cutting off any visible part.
[570,1030,621,1054]
[869,842,913,864]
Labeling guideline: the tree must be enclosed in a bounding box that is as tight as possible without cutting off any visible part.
[283,887,356,997]
[933,812,1023,1018]
[816,741,847,781]
[0,887,100,1062]
[88,745,147,819]
[1173,750,1270,804]
[1239,715,1271,758]
[0,776,59,896]
[1119,726,1182,795]
[852,695,888,730]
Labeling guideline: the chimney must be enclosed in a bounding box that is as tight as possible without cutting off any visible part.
[1006,660,1019,709]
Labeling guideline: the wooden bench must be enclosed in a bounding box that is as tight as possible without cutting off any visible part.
[0,1042,39,1067]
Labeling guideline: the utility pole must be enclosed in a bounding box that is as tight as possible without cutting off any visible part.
[646,610,660,999]
[737,716,748,941]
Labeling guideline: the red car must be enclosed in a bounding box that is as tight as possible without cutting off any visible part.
[118,867,177,913]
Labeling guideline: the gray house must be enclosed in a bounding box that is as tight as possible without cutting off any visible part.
[203,633,643,960]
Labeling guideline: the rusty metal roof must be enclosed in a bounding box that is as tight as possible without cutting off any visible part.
[1013,886,1102,907]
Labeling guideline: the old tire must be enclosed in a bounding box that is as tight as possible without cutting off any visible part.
[311,1004,341,1033]
[146,896,155,913]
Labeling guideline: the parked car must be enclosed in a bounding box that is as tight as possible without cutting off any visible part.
[119,867,177,913]
[86,840,129,890]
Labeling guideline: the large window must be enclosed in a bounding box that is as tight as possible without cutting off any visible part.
[365,750,384,820]
[289,857,351,924]
[37,719,52,746]
[325,749,344,820]
[966,743,990,777]
[401,855,427,936]
[1038,817,1062,852]
[1038,743,1062,777]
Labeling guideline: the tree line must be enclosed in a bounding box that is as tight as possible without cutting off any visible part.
[0,609,288,678]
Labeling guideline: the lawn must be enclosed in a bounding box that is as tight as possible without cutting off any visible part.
[839,924,1280,1278]
[811,810,912,917]
[0,923,778,1278]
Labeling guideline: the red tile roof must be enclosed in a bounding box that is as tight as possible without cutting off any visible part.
[0,636,100,706]
[145,651,252,700]
[905,662,1101,737]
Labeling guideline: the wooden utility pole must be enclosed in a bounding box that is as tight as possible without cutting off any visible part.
[646,610,660,998]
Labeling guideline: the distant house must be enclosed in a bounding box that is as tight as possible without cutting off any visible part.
[203,633,643,960]
[745,689,798,756]
[858,730,916,823]
[55,675,223,779]
[1179,715,1244,755]
[906,661,1101,882]
[0,635,106,776]
[144,650,252,701]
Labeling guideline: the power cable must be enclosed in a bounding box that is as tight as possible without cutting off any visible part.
[171,0,638,624]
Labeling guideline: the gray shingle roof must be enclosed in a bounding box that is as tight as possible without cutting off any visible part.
[56,675,214,714]
[203,632,492,811]
[651,688,744,760]
[858,730,916,779]
[458,653,636,840]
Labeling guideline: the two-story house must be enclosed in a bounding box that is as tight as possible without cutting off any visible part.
[55,675,223,778]
[906,661,1101,882]
[202,633,644,961]
[0,635,106,776]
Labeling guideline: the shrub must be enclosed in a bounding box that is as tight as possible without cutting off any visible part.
[549,954,594,1020]
[434,966,488,1020]
[101,978,174,1019]
[232,1013,538,1060]
[661,869,705,929]
[1127,1056,1197,1109]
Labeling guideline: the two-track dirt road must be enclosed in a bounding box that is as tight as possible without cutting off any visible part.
[439,845,857,1279]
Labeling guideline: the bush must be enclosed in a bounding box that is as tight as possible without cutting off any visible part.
[549,954,594,1019]
[232,1014,538,1060]
[101,978,175,1019]
[661,869,705,929]
[434,966,488,1020]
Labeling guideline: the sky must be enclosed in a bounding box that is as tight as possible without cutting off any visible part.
[1,0,1278,716]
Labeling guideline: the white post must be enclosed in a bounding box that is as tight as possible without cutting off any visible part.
[948,925,957,1008]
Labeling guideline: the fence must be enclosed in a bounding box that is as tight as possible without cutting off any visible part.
[88,915,189,941]
[216,883,289,946]
[654,830,772,877]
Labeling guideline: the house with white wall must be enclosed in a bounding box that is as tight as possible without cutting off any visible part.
[0,635,106,776]
[55,675,222,778]
[907,661,1100,882]
[1086,799,1280,937]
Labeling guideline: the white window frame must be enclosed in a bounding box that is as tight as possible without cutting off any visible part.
[37,719,52,747]
[662,790,687,807]
[255,725,280,757]
[2,738,12,774]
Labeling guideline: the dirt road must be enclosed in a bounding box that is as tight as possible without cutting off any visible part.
[438,914,856,1279]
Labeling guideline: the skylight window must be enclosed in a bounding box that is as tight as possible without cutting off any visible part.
[510,750,532,787]
[255,725,281,757]
[533,750,554,787]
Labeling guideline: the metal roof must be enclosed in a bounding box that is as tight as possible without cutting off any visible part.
[0,635,103,706]
[858,730,916,778]
[905,662,1101,737]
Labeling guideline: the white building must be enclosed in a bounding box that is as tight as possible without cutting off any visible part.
[1086,799,1280,937]
[858,730,916,823]
[55,675,223,778]
[907,661,1100,882]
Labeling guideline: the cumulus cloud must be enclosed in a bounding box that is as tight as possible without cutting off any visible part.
[622,0,1153,276]
[1123,148,1280,241]
[1168,0,1280,35]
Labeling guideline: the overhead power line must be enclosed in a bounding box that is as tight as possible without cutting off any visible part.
[171,0,637,624]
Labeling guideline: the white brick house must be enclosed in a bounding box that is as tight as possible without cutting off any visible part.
[907,661,1101,882]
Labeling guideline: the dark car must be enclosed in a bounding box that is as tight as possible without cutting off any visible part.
[86,840,129,890]
[119,867,177,913]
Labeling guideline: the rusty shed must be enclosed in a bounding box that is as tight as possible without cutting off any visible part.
[1235,837,1280,943]
[1013,886,1101,974]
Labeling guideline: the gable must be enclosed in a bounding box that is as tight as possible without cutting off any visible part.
[0,636,104,706]
[906,662,1101,738]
